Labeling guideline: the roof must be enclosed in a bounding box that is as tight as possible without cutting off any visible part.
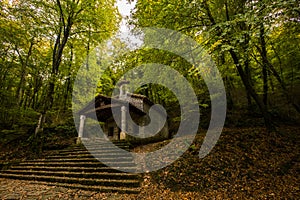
[78,94,147,121]
[78,93,167,122]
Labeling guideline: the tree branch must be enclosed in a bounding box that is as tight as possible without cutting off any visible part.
[56,0,66,32]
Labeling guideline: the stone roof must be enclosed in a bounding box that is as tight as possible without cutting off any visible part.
[78,93,166,122]
[78,94,147,121]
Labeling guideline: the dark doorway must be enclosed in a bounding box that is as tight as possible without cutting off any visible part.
[118,128,121,140]
[108,127,114,137]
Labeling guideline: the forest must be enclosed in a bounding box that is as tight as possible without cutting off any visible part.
[0,0,299,199]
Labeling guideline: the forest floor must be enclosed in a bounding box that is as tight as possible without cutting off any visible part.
[0,125,299,199]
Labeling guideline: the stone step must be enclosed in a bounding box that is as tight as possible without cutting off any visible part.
[80,142,130,147]
[57,146,129,152]
[9,165,138,173]
[74,139,131,146]
[34,181,141,194]
[2,170,139,180]
[83,146,130,151]
[27,157,133,163]
[17,161,136,168]
[0,140,140,193]
[55,149,130,156]
[63,143,130,149]
[0,173,140,188]
[46,153,132,159]
[70,146,130,151]
[88,141,129,144]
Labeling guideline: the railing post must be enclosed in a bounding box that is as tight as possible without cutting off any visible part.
[120,106,126,140]
[77,115,86,144]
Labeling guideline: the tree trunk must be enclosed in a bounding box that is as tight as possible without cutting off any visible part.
[245,56,253,111]
[260,23,268,107]
[38,0,74,136]
[203,0,274,130]
[63,46,73,111]
[229,49,274,131]
[225,76,234,110]
[255,46,300,114]
[46,2,73,111]
[15,39,34,106]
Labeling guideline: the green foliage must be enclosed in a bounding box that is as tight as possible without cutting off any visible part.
[0,0,299,149]
[0,0,120,131]
[129,0,300,125]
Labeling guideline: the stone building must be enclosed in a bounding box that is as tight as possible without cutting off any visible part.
[77,92,169,144]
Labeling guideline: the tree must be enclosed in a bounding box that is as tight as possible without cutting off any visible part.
[130,0,300,130]
[0,0,120,133]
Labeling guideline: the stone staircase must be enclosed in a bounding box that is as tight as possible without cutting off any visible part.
[0,139,141,194]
